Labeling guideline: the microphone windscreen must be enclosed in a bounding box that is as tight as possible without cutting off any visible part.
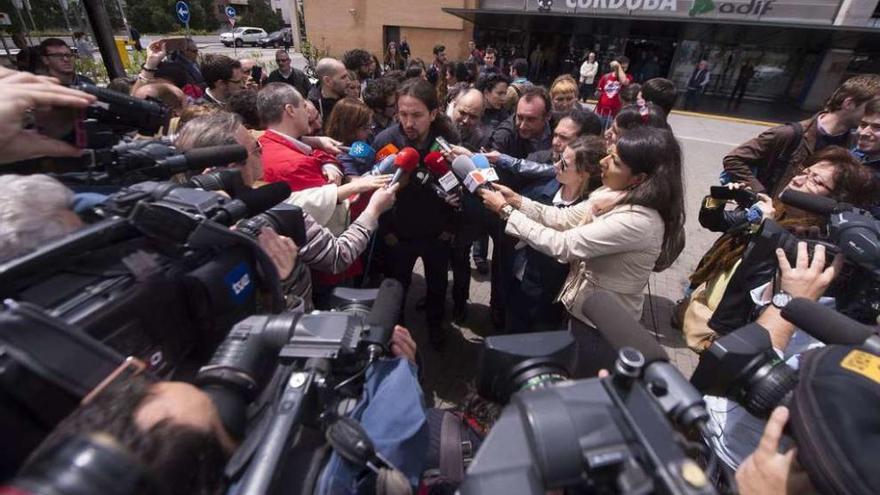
[779,189,838,216]
[451,155,477,180]
[236,182,292,216]
[472,154,490,169]
[349,141,376,162]
[781,298,875,345]
[580,292,669,364]
[394,147,421,172]
[376,143,400,161]
[181,145,248,171]
[365,278,405,345]
[424,151,449,175]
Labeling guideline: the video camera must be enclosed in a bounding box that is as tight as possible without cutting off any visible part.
[0,174,300,472]
[461,292,721,495]
[74,83,171,149]
[198,278,405,495]
[690,298,880,495]
[778,189,880,322]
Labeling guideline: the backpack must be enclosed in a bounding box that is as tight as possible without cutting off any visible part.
[419,408,484,494]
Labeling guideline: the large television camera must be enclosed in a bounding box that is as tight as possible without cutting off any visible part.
[461,293,721,495]
[0,174,300,472]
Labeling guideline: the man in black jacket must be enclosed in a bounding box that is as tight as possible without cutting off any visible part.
[266,49,311,97]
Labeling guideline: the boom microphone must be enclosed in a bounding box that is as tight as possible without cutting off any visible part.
[389,147,420,186]
[362,279,405,358]
[236,182,293,217]
[154,144,248,176]
[781,298,879,350]
[779,189,841,215]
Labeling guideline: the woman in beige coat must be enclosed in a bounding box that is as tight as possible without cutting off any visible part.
[480,126,685,376]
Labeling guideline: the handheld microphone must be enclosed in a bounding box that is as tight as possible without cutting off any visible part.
[779,189,841,215]
[472,154,491,170]
[375,143,399,161]
[451,155,498,193]
[413,167,449,200]
[425,152,460,194]
[362,279,406,360]
[369,154,397,176]
[348,141,376,163]
[581,292,708,427]
[389,147,420,187]
[152,145,248,176]
[781,298,880,354]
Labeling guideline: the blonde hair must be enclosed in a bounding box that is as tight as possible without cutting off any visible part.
[550,74,578,98]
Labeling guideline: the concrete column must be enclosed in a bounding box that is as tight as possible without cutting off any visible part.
[801,48,853,110]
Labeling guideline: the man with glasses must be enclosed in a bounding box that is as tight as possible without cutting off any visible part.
[362,77,399,137]
[38,38,94,86]
[197,54,244,109]
[267,49,312,98]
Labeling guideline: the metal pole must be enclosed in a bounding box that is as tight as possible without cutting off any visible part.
[81,0,125,79]
[290,0,302,53]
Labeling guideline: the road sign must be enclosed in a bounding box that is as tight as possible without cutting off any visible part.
[175,1,190,24]
[225,6,236,19]
[229,18,236,27]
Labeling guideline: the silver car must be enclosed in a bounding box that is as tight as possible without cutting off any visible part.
[220,27,268,47]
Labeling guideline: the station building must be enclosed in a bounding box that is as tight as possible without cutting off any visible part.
[301,0,880,110]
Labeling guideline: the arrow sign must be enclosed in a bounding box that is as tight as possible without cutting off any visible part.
[175,1,190,24]
[225,5,236,19]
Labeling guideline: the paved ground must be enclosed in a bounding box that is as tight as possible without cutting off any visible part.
[401,113,771,408]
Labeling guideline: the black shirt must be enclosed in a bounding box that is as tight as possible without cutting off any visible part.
[266,67,312,99]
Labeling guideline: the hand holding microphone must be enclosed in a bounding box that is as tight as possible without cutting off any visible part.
[388,146,420,187]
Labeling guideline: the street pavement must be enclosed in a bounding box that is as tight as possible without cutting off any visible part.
[405,113,771,409]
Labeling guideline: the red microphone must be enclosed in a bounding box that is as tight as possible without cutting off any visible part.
[389,147,420,187]
[425,151,460,194]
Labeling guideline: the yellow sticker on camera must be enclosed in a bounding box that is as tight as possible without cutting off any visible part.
[840,350,880,385]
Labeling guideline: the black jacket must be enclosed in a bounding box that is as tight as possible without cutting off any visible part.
[488,116,552,191]
[267,67,312,98]
[372,124,457,240]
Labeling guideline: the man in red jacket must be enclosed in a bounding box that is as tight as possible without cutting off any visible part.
[256,82,344,191]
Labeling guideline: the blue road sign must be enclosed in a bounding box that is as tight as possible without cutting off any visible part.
[175,1,190,24]
[225,5,237,19]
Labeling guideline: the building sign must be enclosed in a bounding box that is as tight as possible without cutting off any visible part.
[480,0,842,25]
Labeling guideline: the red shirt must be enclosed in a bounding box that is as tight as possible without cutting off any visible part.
[594,72,634,118]
[259,129,337,191]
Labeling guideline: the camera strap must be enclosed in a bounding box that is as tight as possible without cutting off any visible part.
[0,299,125,398]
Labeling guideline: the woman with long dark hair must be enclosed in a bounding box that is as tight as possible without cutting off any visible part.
[384,42,405,71]
[604,102,669,149]
[372,78,460,349]
[480,126,685,376]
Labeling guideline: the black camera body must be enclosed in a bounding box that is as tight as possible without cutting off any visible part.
[462,293,719,495]
[75,84,171,149]
[709,185,758,208]
[0,179,290,473]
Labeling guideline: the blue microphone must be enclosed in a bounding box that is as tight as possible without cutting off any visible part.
[349,141,376,163]
[472,154,491,170]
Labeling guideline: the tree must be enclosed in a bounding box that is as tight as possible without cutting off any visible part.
[239,0,282,32]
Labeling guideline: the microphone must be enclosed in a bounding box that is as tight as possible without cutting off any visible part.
[580,292,708,427]
[389,147,420,187]
[779,189,841,215]
[236,182,292,217]
[348,141,376,163]
[369,154,397,176]
[472,154,491,170]
[781,298,880,353]
[153,145,248,176]
[413,167,449,200]
[362,279,405,360]
[451,155,498,193]
[375,143,399,161]
[425,151,460,194]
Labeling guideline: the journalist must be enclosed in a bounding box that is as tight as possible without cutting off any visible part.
[175,111,399,311]
[0,174,84,261]
[683,146,876,349]
[480,126,685,376]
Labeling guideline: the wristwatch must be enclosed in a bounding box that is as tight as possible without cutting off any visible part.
[499,204,514,221]
[771,291,792,309]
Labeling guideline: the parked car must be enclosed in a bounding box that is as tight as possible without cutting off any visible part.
[220,27,268,47]
[259,28,292,48]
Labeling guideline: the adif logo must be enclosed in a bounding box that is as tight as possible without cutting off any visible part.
[690,0,776,16]
[566,0,678,10]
